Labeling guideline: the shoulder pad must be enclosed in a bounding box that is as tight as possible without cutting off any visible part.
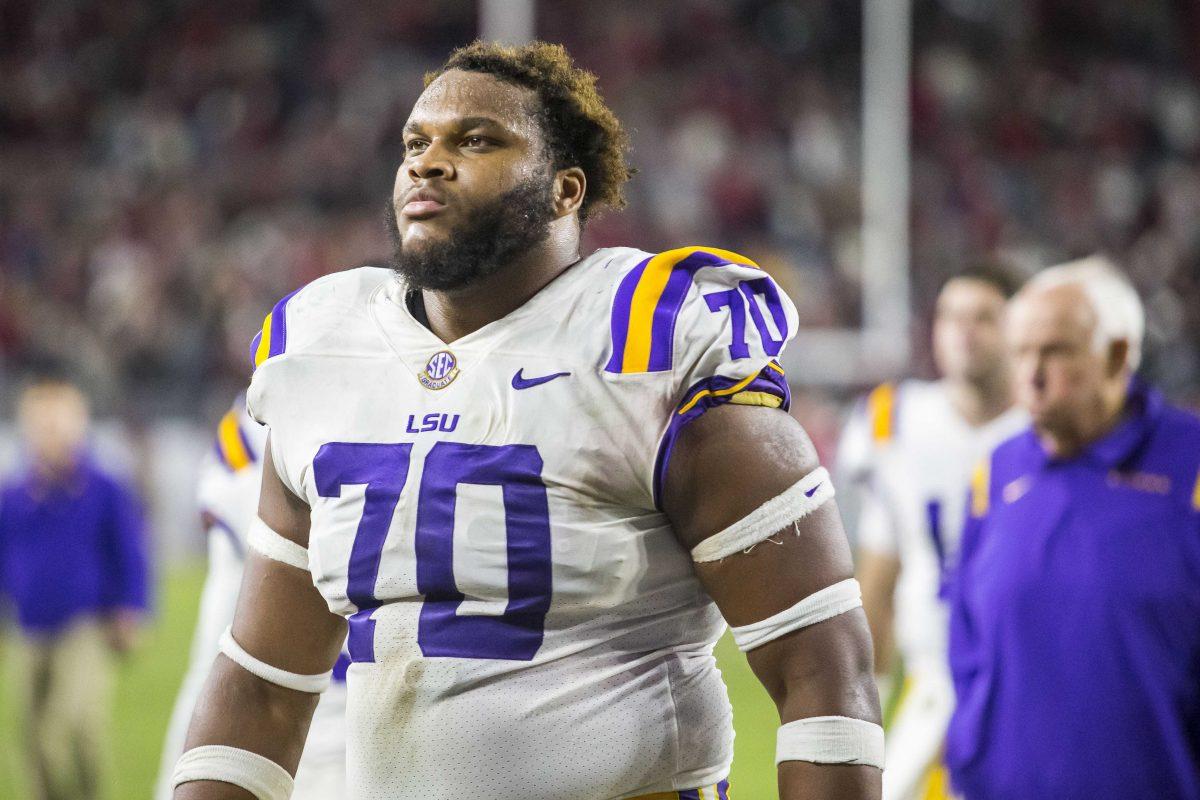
[604,245,790,374]
[248,267,392,371]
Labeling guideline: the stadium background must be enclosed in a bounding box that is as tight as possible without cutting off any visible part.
[2,0,1199,797]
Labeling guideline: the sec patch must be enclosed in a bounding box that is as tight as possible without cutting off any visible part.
[419,350,459,390]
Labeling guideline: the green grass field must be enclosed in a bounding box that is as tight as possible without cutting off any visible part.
[0,565,782,799]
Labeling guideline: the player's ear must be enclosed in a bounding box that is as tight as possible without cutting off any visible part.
[552,166,586,218]
[1106,338,1131,377]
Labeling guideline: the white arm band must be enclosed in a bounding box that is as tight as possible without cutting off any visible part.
[219,627,332,694]
[730,578,862,652]
[691,467,835,563]
[173,744,294,800]
[777,716,885,769]
[248,517,309,571]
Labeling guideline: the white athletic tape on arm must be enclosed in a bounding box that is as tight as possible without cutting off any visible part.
[247,517,309,571]
[173,744,294,800]
[730,578,862,652]
[691,467,835,563]
[776,716,885,769]
[218,627,332,694]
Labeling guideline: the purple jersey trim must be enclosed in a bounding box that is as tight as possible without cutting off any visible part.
[267,286,301,360]
[647,250,734,371]
[605,256,651,373]
[248,330,263,370]
[677,784,729,800]
[332,651,351,683]
[652,365,791,508]
[606,251,755,374]
[236,420,258,464]
[213,439,232,472]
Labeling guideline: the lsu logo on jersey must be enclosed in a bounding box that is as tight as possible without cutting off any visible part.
[405,412,460,433]
[419,350,459,390]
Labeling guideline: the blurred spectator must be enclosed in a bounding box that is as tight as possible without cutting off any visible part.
[0,373,148,800]
[946,260,1200,799]
[0,0,1197,419]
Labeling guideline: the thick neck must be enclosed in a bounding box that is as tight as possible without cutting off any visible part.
[943,370,1014,428]
[421,223,580,343]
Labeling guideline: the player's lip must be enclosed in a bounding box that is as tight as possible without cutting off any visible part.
[401,188,448,219]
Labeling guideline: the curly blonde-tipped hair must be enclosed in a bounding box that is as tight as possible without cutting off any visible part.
[425,40,635,222]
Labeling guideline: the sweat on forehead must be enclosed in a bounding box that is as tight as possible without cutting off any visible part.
[408,70,540,133]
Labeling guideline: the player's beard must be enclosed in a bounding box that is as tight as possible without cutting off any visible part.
[386,176,557,291]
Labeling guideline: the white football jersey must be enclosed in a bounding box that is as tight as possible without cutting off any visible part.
[838,380,1025,799]
[155,400,348,800]
[246,246,798,799]
[838,379,1026,672]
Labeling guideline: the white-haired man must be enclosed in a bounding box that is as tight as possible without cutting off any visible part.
[945,257,1200,799]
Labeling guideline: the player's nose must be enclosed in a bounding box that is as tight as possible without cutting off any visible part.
[407,143,454,182]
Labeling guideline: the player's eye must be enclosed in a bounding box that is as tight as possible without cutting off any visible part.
[462,135,492,148]
[405,139,429,155]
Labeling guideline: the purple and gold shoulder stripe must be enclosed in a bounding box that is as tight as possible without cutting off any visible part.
[248,287,301,371]
[214,408,258,472]
[607,246,763,374]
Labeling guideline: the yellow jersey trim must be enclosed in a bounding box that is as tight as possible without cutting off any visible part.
[867,382,896,443]
[621,246,757,373]
[970,458,991,518]
[216,410,252,471]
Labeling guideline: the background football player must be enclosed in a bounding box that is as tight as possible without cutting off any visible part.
[154,399,348,800]
[838,266,1026,800]
[172,42,881,800]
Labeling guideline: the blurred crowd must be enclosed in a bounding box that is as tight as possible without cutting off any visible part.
[1,0,1199,421]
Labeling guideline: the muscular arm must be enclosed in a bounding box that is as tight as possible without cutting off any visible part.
[664,405,881,800]
[175,437,346,799]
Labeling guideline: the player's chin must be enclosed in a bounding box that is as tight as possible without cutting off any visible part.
[400,218,453,248]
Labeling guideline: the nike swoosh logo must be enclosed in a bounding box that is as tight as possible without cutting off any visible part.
[804,483,822,498]
[512,369,571,390]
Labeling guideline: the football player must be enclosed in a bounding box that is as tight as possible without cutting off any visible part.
[173,42,880,800]
[155,399,348,800]
[838,267,1026,800]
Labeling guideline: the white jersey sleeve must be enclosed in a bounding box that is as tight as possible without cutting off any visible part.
[603,246,799,506]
